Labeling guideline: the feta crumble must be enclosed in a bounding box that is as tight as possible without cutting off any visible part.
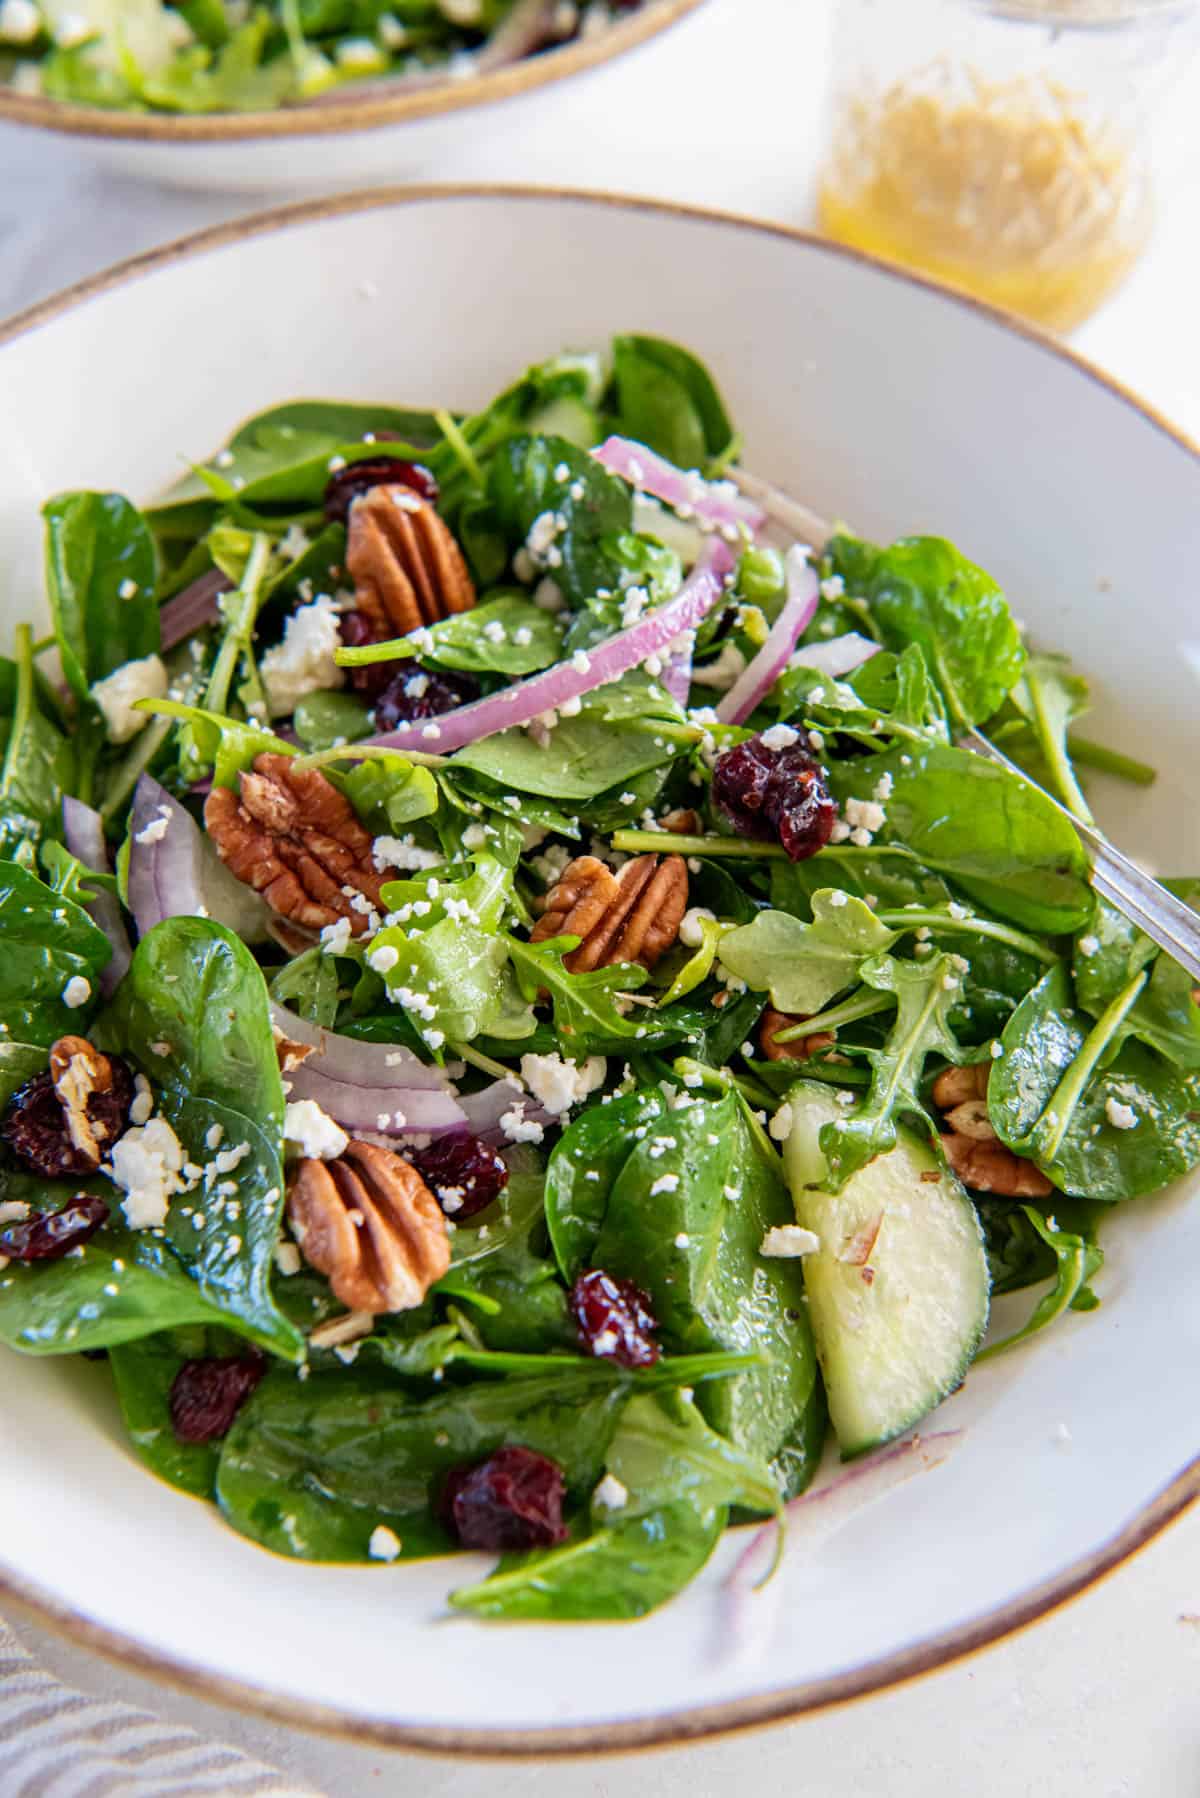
[593,1473,629,1512]
[1105,1097,1138,1130]
[679,906,716,948]
[107,1117,187,1230]
[760,1225,820,1258]
[259,596,344,718]
[519,1052,606,1117]
[284,1099,349,1161]
[91,654,169,744]
[62,975,91,1009]
[368,1525,403,1562]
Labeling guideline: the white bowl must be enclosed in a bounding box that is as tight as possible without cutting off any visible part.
[0,0,703,192]
[1,186,1198,1755]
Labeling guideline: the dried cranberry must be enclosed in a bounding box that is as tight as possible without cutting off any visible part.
[339,608,394,698]
[404,1132,508,1221]
[442,1446,568,1551]
[711,733,837,862]
[169,1352,266,1444]
[1,1059,134,1180]
[373,666,479,732]
[0,1193,109,1262]
[569,1267,660,1369]
[323,457,438,525]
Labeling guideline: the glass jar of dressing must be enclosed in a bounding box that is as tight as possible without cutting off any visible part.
[818,0,1199,329]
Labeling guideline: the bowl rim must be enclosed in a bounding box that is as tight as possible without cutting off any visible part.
[1,181,1198,1759]
[0,0,703,143]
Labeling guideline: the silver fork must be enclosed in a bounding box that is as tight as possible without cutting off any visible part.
[732,466,1200,983]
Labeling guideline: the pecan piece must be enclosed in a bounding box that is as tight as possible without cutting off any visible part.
[531,854,688,973]
[345,484,475,639]
[760,1006,837,1062]
[49,1036,120,1165]
[941,1133,1055,1198]
[287,1139,450,1315]
[205,754,398,936]
[658,808,700,835]
[931,1062,990,1109]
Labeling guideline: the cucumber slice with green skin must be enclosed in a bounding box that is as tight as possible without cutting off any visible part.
[525,396,601,449]
[782,1082,990,1459]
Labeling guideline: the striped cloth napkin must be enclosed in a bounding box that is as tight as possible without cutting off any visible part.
[0,1616,319,1797]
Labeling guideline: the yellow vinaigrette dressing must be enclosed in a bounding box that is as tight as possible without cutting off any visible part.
[818,65,1151,329]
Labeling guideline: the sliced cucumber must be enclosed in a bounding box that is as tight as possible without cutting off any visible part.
[782,1082,989,1458]
[525,395,600,449]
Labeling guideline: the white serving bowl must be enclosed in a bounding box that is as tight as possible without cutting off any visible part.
[0,0,703,191]
[0,186,1198,1755]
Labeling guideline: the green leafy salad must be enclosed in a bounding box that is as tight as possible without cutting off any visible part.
[0,0,643,114]
[1,332,1196,1623]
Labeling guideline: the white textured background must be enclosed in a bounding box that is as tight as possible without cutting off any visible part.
[2,0,1200,1791]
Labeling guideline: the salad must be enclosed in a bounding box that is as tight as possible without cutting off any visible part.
[0,0,645,114]
[2,333,1197,1624]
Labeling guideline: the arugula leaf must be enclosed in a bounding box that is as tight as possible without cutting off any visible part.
[977,1208,1103,1360]
[717,890,897,1014]
[592,1091,824,1494]
[371,856,523,1044]
[268,946,340,1027]
[508,936,651,1053]
[0,625,74,857]
[42,492,160,699]
[100,918,300,1358]
[826,533,1024,730]
[610,335,736,469]
[827,743,1093,934]
[817,952,966,1191]
[0,860,110,1045]
[449,1390,775,1622]
[489,435,631,606]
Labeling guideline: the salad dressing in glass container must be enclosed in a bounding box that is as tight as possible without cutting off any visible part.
[818,0,1199,330]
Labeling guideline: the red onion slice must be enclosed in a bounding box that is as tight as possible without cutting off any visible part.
[159,569,230,651]
[790,632,881,680]
[269,1003,450,1094]
[459,1076,553,1143]
[661,630,695,709]
[61,797,132,996]
[594,437,766,539]
[269,1002,466,1135]
[716,549,819,725]
[127,775,273,943]
[366,538,735,757]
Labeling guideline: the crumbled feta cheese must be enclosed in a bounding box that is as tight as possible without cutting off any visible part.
[760,723,800,751]
[679,906,716,948]
[769,1101,794,1143]
[259,596,343,718]
[760,1225,820,1258]
[819,574,845,601]
[368,1524,403,1562]
[0,0,41,42]
[368,943,400,975]
[649,1173,680,1196]
[91,654,169,744]
[1105,1097,1138,1130]
[127,1074,153,1127]
[593,1473,629,1511]
[62,975,91,1009]
[674,1232,690,1248]
[1078,934,1100,957]
[134,803,172,846]
[374,835,442,873]
[274,1241,302,1277]
[284,1099,349,1160]
[844,796,887,834]
[107,1117,187,1229]
[320,917,353,957]
[499,1102,545,1145]
[827,889,848,909]
[519,1052,606,1117]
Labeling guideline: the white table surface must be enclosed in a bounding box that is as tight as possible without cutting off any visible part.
[2,2,1200,1792]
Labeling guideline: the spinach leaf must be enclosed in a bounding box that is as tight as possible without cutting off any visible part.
[452,679,684,803]
[1074,888,1200,1071]
[450,1390,775,1621]
[108,1328,226,1498]
[290,691,372,752]
[215,1368,638,1561]
[545,1088,669,1279]
[488,436,631,606]
[592,1092,824,1494]
[0,1042,47,1107]
[717,891,896,1014]
[0,626,74,857]
[339,593,564,680]
[988,964,1200,1199]
[100,919,300,1357]
[827,744,1093,934]
[817,952,966,1191]
[826,533,1024,730]
[977,1208,1103,1360]
[610,335,736,469]
[42,492,159,698]
[0,860,110,1045]
[268,947,340,1027]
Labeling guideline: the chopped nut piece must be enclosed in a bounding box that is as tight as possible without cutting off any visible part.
[941,1133,1055,1198]
[759,1006,836,1062]
[659,808,700,835]
[287,1139,450,1314]
[309,1309,375,1350]
[944,1098,996,1141]
[531,853,688,973]
[931,1062,990,1109]
[346,484,475,638]
[49,1036,119,1165]
[205,753,399,936]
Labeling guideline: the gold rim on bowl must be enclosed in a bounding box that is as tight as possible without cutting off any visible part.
[1,183,1197,1758]
[0,0,704,142]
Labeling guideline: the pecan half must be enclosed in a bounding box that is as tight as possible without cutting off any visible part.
[941,1133,1055,1198]
[345,484,475,638]
[205,754,398,936]
[760,1006,837,1062]
[931,1063,990,1109]
[287,1139,450,1315]
[531,854,688,973]
[49,1036,121,1166]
